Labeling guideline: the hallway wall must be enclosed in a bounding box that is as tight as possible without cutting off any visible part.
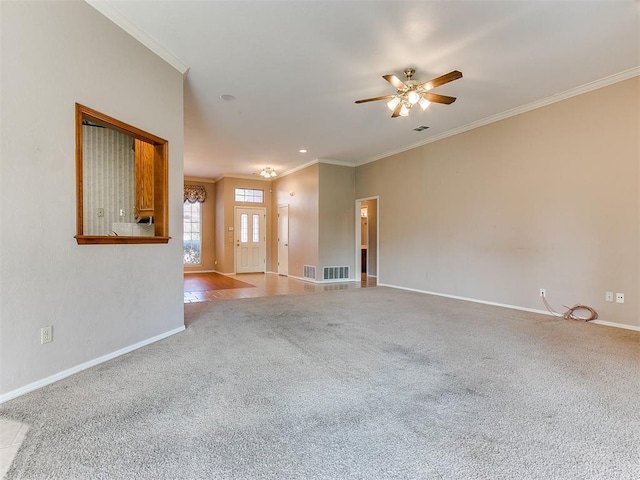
[1,1,185,398]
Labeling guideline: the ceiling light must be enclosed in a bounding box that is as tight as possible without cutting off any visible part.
[260,167,277,178]
[399,104,410,117]
[299,149,307,153]
[407,90,421,105]
[419,98,431,110]
[220,94,236,101]
[386,97,401,111]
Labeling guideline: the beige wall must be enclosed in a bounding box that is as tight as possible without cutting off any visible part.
[272,164,320,279]
[318,164,355,278]
[215,176,273,273]
[184,180,216,272]
[215,177,226,272]
[356,77,640,328]
[1,1,185,397]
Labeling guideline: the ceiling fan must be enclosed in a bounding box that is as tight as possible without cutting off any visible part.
[355,68,463,118]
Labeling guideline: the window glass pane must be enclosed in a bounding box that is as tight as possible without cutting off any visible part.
[253,214,260,242]
[183,201,202,265]
[234,188,264,203]
[240,213,248,243]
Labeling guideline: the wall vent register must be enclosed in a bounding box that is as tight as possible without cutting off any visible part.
[303,265,316,280]
[323,266,350,281]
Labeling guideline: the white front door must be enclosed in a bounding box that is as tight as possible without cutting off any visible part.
[277,205,289,275]
[235,207,266,273]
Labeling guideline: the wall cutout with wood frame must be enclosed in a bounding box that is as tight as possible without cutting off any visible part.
[75,103,170,244]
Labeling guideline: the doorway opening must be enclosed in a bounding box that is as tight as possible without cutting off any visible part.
[355,196,379,284]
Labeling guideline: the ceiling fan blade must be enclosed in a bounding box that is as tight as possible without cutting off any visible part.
[391,102,403,118]
[419,70,463,91]
[382,74,407,90]
[354,95,395,104]
[422,92,457,105]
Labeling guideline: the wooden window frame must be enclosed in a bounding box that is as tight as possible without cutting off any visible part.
[75,103,170,245]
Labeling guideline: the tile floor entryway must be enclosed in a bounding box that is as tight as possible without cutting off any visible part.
[0,418,28,479]
[184,272,376,303]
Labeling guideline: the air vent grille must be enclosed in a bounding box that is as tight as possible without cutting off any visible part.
[303,265,316,280]
[323,266,350,281]
[413,125,430,132]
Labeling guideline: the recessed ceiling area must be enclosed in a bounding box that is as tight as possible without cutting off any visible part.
[90,1,639,180]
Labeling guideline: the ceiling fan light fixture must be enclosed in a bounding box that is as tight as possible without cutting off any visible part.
[387,96,401,111]
[355,68,462,119]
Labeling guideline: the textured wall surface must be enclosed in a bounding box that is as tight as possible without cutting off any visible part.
[318,164,355,278]
[0,1,185,397]
[272,165,320,279]
[356,77,640,328]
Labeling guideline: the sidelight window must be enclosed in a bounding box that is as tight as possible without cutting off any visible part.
[183,201,201,264]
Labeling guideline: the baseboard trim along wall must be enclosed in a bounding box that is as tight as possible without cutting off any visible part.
[589,319,640,332]
[378,283,640,332]
[0,326,186,405]
[288,274,359,284]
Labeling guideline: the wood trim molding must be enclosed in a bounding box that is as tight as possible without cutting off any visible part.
[75,236,171,245]
[75,103,170,245]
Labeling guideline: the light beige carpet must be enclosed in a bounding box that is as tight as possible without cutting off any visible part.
[1,287,639,479]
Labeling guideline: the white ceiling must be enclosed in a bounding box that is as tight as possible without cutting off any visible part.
[94,1,639,180]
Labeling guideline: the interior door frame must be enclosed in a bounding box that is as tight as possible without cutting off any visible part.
[355,196,379,282]
[234,206,267,274]
[277,204,289,276]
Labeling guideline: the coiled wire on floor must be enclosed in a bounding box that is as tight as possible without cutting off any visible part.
[542,295,598,322]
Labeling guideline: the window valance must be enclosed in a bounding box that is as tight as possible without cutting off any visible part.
[184,185,207,203]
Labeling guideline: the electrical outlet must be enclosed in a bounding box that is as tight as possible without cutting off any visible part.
[97,208,104,217]
[539,288,546,298]
[616,293,625,304]
[119,208,126,217]
[605,292,614,302]
[40,325,52,344]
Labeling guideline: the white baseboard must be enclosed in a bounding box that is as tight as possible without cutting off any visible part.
[0,326,185,405]
[590,319,640,332]
[377,283,640,332]
[289,275,358,284]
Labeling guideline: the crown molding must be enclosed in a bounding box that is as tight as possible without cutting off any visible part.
[357,66,640,167]
[214,173,274,183]
[278,159,320,178]
[184,176,217,184]
[318,158,357,168]
[85,0,190,77]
